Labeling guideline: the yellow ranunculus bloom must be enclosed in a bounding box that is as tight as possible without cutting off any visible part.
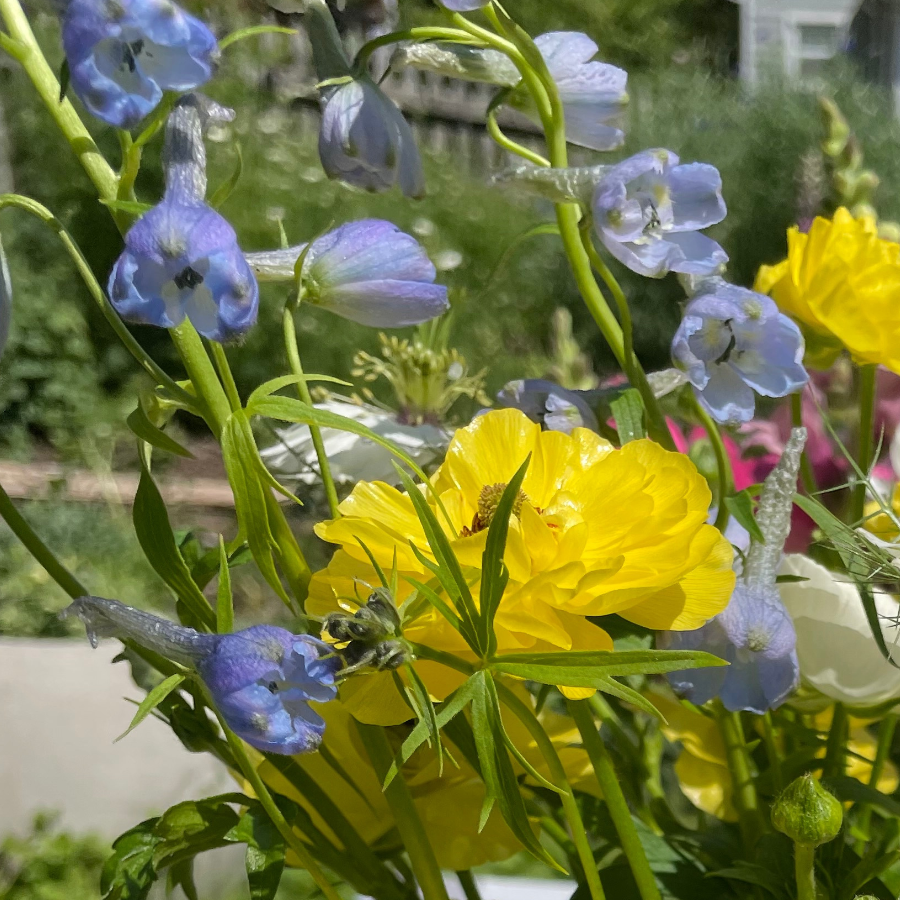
[308,408,734,723]
[755,207,900,371]
[254,688,599,872]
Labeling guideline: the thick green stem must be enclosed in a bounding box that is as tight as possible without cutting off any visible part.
[209,341,243,412]
[568,700,661,900]
[791,392,818,495]
[355,723,451,900]
[169,321,233,434]
[763,712,784,794]
[0,482,87,598]
[715,707,763,849]
[283,306,340,519]
[822,702,848,779]
[219,728,343,900]
[456,871,483,900]
[851,364,877,525]
[794,842,816,900]
[694,399,733,532]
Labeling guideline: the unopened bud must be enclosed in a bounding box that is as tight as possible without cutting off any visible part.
[771,774,842,846]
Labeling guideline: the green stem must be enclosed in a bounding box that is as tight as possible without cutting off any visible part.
[763,712,784,794]
[694,399,733,532]
[456,871,483,900]
[822,702,848,779]
[568,700,661,900]
[791,392,818,495]
[219,728,343,900]
[283,306,340,519]
[856,712,898,843]
[355,723,451,900]
[168,321,232,434]
[209,341,243,412]
[354,26,484,68]
[0,482,87,598]
[794,842,817,900]
[851,364,877,525]
[715,707,763,849]
[486,109,550,166]
[0,194,199,412]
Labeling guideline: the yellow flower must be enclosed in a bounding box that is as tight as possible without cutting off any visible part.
[254,688,599,872]
[812,709,899,794]
[309,408,734,723]
[755,208,900,371]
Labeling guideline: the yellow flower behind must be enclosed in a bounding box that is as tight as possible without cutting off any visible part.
[308,408,734,723]
[755,208,900,371]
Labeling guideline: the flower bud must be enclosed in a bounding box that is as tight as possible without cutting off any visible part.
[771,774,842,846]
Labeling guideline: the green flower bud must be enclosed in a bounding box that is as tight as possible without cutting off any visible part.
[771,774,843,847]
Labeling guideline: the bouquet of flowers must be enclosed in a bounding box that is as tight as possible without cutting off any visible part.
[2,1,900,899]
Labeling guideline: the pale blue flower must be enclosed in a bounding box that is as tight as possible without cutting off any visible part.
[61,0,217,130]
[592,149,727,277]
[661,585,799,714]
[438,0,488,8]
[319,77,424,198]
[496,379,599,434]
[672,280,808,425]
[62,597,340,755]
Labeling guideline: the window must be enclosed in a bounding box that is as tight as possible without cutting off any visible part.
[785,15,847,83]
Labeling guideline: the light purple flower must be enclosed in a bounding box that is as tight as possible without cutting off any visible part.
[672,280,808,425]
[61,0,217,130]
[319,77,424,199]
[592,149,727,277]
[62,596,340,755]
[438,0,488,8]
[496,379,599,434]
[661,585,799,714]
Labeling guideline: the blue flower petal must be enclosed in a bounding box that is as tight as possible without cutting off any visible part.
[664,231,729,275]
[668,163,727,231]
[696,363,756,424]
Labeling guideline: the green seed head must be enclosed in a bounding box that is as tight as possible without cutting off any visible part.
[771,774,843,847]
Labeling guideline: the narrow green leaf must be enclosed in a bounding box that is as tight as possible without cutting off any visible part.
[209,142,243,209]
[133,451,215,628]
[166,859,199,900]
[219,24,297,51]
[724,489,766,544]
[827,775,900,818]
[837,849,900,900]
[100,198,153,216]
[127,404,193,458]
[116,673,185,742]
[216,536,234,633]
[479,457,530,653]
[221,412,291,607]
[404,576,463,633]
[595,675,666,721]
[404,662,442,770]
[247,373,352,408]
[356,537,390,589]
[610,388,646,444]
[58,57,71,101]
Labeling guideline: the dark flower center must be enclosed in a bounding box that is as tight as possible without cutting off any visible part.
[120,39,144,74]
[173,266,205,291]
[715,318,736,364]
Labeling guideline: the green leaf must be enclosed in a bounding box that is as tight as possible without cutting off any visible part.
[610,388,646,444]
[225,806,285,900]
[403,662,443,771]
[210,142,243,209]
[247,373,352,408]
[404,576,463,633]
[221,411,292,607]
[826,775,900,818]
[153,794,247,870]
[116,673,185,742]
[166,859,199,900]
[100,198,153,216]
[490,649,725,686]
[219,24,297,51]
[216,536,234,633]
[710,864,791,899]
[479,456,530,656]
[724,489,766,544]
[101,819,161,900]
[127,404,193,458]
[594,675,666,721]
[837,849,900,900]
[133,451,215,629]
[58,57,70,101]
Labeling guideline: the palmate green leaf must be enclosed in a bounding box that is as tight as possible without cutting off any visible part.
[132,450,215,629]
[152,794,248,869]
[225,806,285,900]
[794,492,900,668]
[221,411,292,607]
[610,388,647,444]
[724,489,766,545]
[101,819,161,900]
[490,649,725,686]
[247,373,352,408]
[126,404,193,458]
[383,677,480,788]
[470,671,562,870]
[116,673,185,742]
[480,456,530,656]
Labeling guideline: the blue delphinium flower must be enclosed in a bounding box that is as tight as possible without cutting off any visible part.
[438,0,488,8]
[245,219,448,327]
[319,77,425,199]
[496,379,599,434]
[661,429,806,714]
[61,0,218,130]
[592,149,727,278]
[672,279,808,425]
[109,96,259,341]
[62,596,340,754]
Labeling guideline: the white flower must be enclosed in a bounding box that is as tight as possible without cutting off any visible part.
[778,554,900,707]
[260,397,450,486]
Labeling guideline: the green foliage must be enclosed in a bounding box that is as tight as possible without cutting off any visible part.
[0,813,108,900]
